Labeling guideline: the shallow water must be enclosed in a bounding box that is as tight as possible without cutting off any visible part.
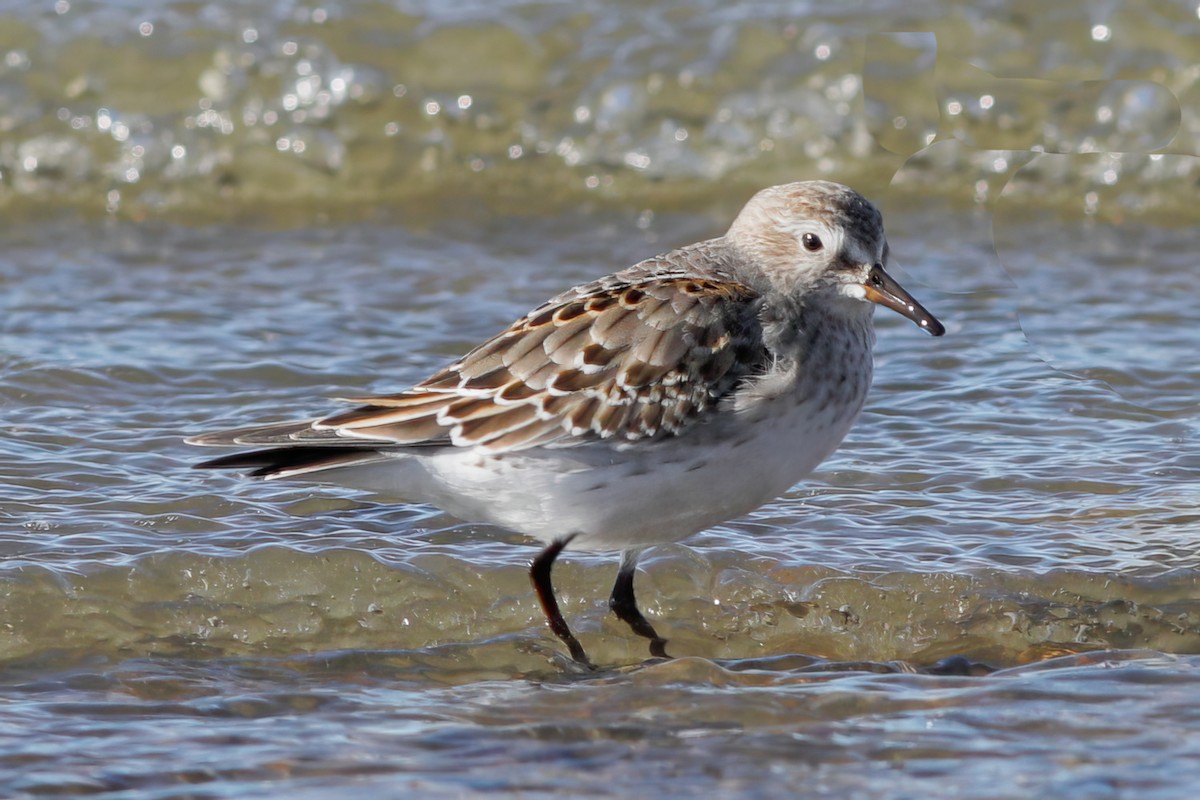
[3,1,1200,798]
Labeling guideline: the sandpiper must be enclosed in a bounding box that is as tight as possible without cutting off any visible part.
[188,181,945,668]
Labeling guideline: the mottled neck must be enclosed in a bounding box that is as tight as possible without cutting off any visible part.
[760,293,874,358]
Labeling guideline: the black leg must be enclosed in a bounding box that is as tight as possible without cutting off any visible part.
[609,549,670,659]
[529,535,592,667]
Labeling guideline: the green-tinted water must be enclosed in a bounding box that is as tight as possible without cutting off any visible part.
[2,1,1200,797]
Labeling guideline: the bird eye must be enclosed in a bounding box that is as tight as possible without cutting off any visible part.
[801,232,823,252]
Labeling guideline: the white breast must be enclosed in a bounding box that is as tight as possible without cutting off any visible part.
[310,319,875,551]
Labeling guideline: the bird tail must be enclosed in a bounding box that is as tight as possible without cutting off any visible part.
[192,446,392,480]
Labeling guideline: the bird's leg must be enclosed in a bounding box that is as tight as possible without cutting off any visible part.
[609,549,670,659]
[529,535,592,667]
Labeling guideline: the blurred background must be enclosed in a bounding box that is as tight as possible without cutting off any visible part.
[2,1,1200,797]
[0,0,1196,223]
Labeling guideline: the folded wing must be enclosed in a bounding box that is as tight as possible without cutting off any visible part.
[189,272,767,473]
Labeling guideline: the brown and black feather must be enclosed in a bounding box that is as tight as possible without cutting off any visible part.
[188,255,772,477]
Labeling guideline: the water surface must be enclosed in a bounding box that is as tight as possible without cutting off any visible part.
[2,1,1200,797]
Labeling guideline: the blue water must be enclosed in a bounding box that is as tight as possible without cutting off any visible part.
[3,0,1200,797]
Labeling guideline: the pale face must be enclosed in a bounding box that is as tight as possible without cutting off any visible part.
[728,181,944,335]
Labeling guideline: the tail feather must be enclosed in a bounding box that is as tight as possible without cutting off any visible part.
[193,446,391,479]
[185,419,337,447]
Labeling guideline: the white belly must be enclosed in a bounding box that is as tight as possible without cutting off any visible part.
[325,383,868,551]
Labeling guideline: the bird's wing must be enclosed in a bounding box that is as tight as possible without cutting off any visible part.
[188,273,767,454]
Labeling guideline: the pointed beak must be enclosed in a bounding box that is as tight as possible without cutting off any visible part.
[861,264,945,336]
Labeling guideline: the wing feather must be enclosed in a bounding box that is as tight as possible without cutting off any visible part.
[190,272,767,458]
